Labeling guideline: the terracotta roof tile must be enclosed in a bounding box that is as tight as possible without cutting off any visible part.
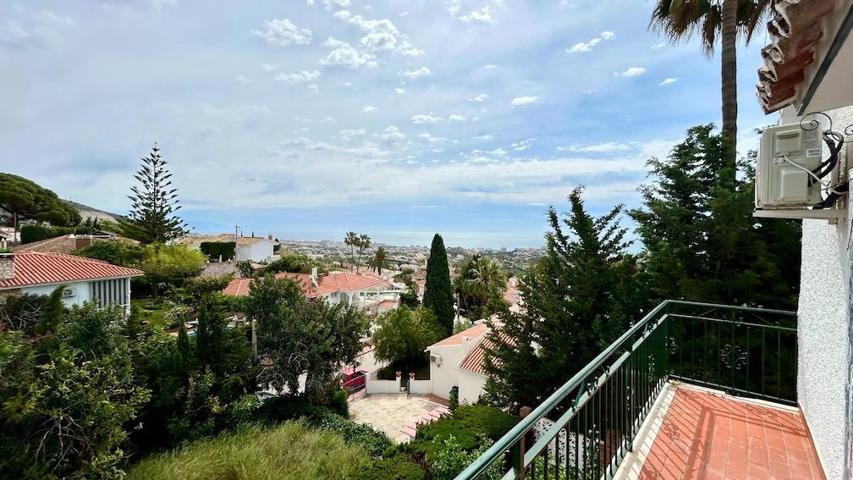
[458,329,512,376]
[429,322,490,348]
[0,252,143,289]
[222,271,388,298]
[13,234,138,255]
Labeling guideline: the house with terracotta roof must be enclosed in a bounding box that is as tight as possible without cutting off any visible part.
[12,233,138,255]
[222,269,402,312]
[0,251,143,313]
[425,322,495,403]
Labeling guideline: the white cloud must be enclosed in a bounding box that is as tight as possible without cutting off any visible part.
[321,37,377,69]
[411,113,442,124]
[362,105,378,113]
[511,96,538,106]
[448,114,466,122]
[652,42,666,50]
[400,66,431,79]
[483,64,497,70]
[558,142,631,153]
[567,31,614,53]
[475,134,494,141]
[448,2,496,24]
[234,74,252,83]
[621,67,646,77]
[339,128,365,140]
[260,63,278,72]
[395,88,406,95]
[469,93,489,102]
[310,0,350,8]
[342,14,424,57]
[274,69,321,83]
[489,148,507,157]
[379,126,406,141]
[36,11,75,26]
[511,138,535,151]
[307,84,319,93]
[253,18,312,47]
[658,77,678,86]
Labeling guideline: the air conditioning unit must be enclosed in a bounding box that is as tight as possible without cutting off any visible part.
[430,353,442,366]
[754,121,848,220]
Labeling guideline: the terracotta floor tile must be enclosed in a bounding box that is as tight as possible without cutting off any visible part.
[638,387,825,480]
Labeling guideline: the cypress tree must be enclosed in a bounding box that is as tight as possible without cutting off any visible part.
[423,233,454,336]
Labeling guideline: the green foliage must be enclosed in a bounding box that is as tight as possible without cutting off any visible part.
[182,275,233,300]
[368,246,391,275]
[483,188,641,412]
[423,233,454,336]
[372,306,441,365]
[630,124,800,309]
[76,239,144,267]
[263,251,313,274]
[448,386,459,412]
[127,422,372,480]
[236,259,254,277]
[0,305,150,479]
[199,241,235,261]
[454,255,508,320]
[353,455,425,480]
[139,244,206,294]
[247,276,370,403]
[407,405,518,459]
[0,173,81,230]
[0,290,63,335]
[427,435,503,480]
[399,289,420,309]
[305,407,393,457]
[19,224,95,244]
[120,145,189,244]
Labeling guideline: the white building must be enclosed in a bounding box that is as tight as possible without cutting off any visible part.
[754,2,853,478]
[181,234,276,263]
[426,322,496,403]
[0,251,143,313]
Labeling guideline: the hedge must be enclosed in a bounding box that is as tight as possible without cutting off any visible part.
[199,241,235,261]
[406,405,518,458]
[20,224,94,244]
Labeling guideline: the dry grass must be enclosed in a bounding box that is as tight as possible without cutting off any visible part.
[127,422,371,480]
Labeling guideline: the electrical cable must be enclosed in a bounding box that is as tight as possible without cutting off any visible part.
[783,155,847,196]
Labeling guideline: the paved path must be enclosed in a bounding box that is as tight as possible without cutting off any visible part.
[349,394,441,443]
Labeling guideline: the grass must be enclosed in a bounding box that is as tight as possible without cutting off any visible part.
[128,422,371,480]
[132,297,174,331]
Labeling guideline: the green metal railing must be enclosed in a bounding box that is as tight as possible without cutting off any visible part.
[454,300,797,480]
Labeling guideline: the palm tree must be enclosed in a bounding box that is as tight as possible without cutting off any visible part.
[344,231,358,271]
[369,246,391,275]
[650,0,770,168]
[356,234,371,273]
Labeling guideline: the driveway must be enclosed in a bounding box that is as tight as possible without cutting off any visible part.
[349,394,441,443]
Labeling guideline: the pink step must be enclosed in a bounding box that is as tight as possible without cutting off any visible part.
[401,425,417,437]
[435,406,451,415]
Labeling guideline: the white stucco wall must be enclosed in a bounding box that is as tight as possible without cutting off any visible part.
[428,343,471,399]
[794,105,853,480]
[458,370,487,404]
[236,240,274,262]
[22,281,92,308]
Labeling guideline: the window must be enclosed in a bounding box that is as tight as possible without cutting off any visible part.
[90,278,129,309]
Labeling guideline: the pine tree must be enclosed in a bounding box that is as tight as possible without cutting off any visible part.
[423,233,454,336]
[483,188,641,412]
[630,124,800,308]
[122,144,188,244]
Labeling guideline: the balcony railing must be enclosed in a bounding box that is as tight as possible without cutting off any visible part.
[454,300,797,480]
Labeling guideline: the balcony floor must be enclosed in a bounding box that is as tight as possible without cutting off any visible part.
[618,384,825,480]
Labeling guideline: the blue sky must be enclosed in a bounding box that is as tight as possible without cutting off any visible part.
[0,0,774,248]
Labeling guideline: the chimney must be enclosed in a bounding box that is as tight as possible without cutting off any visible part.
[0,253,15,281]
[75,235,93,250]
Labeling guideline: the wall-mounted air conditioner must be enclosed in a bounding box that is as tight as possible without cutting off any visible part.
[754,119,849,221]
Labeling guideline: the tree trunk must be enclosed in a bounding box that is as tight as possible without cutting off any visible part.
[720,0,738,182]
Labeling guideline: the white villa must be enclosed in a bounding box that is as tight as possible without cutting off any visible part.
[0,251,143,313]
[426,322,498,404]
[181,233,276,263]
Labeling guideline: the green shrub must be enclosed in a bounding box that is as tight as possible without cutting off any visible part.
[76,240,144,267]
[236,259,254,277]
[127,422,371,480]
[199,241,235,261]
[354,455,425,480]
[307,407,392,457]
[449,386,459,412]
[407,405,518,458]
[427,435,503,480]
[20,224,94,244]
[263,252,312,274]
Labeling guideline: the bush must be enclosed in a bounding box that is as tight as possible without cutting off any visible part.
[263,252,312,274]
[354,455,426,480]
[199,241,235,261]
[236,259,254,277]
[428,435,503,480]
[127,422,371,480]
[407,405,518,458]
[76,240,144,267]
[20,224,94,244]
[449,387,459,412]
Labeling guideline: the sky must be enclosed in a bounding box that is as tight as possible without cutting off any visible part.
[0,0,775,248]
